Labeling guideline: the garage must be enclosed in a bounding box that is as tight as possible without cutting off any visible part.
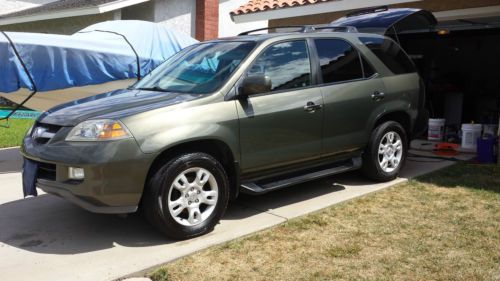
[399,19,500,135]
[332,7,500,160]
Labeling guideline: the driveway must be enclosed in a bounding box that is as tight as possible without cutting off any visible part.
[0,150,471,281]
[0,147,22,174]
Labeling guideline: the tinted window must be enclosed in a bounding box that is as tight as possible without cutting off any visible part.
[361,56,376,78]
[315,39,363,83]
[360,37,415,74]
[251,40,311,92]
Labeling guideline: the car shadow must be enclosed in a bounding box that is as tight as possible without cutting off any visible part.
[0,195,169,255]
[0,174,350,255]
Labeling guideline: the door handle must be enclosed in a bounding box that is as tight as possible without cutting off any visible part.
[371,91,385,100]
[304,101,322,112]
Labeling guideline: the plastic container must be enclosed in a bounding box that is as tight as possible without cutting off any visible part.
[428,118,446,141]
[477,137,497,163]
[461,123,482,151]
[483,124,499,138]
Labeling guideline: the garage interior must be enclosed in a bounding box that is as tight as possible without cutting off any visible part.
[398,18,500,141]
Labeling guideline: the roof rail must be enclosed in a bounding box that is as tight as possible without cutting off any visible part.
[346,6,388,17]
[238,24,358,36]
[238,26,306,36]
[308,25,358,33]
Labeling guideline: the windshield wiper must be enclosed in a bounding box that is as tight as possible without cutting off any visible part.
[133,86,171,92]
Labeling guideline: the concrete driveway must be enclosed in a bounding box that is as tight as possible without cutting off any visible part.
[0,147,22,174]
[0,149,469,281]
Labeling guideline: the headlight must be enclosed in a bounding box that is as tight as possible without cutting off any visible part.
[65,119,132,141]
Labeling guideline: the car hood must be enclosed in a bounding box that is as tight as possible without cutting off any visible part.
[37,89,205,126]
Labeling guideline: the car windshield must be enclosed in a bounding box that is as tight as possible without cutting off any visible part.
[133,41,256,94]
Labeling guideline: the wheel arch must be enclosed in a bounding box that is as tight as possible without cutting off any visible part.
[142,139,240,204]
[372,111,412,142]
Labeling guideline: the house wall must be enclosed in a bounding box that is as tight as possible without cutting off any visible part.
[0,12,116,34]
[152,0,196,37]
[121,1,155,22]
[0,0,266,38]
[269,0,500,27]
[219,0,267,37]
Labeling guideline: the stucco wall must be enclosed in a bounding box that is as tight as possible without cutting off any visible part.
[121,1,155,22]
[1,0,267,38]
[0,12,116,34]
[270,0,500,27]
[219,0,267,37]
[152,0,196,37]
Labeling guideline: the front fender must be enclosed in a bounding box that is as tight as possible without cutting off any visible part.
[121,99,240,162]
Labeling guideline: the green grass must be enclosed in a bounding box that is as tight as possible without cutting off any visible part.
[0,119,34,148]
[150,164,500,281]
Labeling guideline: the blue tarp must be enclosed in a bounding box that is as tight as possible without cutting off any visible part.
[0,20,198,93]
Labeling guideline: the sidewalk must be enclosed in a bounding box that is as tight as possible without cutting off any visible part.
[0,151,472,281]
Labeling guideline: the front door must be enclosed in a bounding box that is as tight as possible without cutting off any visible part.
[237,40,323,173]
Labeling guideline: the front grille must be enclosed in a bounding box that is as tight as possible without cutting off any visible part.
[38,162,56,181]
[31,123,62,144]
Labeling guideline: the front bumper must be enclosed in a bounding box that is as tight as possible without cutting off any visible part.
[21,132,156,214]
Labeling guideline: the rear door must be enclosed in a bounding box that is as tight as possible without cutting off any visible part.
[313,38,386,157]
[236,40,323,173]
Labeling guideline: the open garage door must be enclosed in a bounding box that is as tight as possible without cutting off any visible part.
[334,7,500,143]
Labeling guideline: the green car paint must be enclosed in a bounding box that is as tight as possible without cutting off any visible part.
[21,32,422,213]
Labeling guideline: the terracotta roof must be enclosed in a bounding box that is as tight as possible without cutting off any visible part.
[231,0,335,16]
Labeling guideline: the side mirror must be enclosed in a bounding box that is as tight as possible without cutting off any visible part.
[239,75,272,97]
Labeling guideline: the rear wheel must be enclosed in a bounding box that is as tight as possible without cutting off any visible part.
[362,121,407,182]
[143,152,229,240]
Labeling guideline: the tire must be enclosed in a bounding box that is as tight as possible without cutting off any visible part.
[142,152,230,240]
[362,121,408,182]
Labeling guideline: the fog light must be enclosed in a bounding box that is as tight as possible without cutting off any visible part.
[68,167,85,180]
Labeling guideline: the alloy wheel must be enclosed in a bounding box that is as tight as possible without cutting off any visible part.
[377,131,403,173]
[167,167,218,226]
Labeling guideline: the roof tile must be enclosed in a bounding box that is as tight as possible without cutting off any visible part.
[231,0,334,15]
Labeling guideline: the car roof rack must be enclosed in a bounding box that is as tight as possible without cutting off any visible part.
[346,5,388,17]
[238,24,358,36]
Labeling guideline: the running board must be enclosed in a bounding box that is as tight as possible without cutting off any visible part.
[240,157,362,195]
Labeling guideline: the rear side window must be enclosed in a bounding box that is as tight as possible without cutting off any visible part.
[314,39,363,83]
[251,40,311,92]
[360,37,415,74]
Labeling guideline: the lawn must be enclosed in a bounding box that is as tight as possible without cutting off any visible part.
[150,163,500,281]
[0,119,34,148]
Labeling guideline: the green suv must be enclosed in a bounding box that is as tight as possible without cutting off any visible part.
[22,26,424,239]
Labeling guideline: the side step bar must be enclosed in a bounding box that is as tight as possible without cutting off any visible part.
[240,157,362,195]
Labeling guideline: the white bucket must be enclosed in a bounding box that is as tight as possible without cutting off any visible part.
[428,118,446,141]
[461,123,482,150]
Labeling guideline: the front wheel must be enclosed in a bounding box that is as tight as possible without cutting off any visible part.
[143,152,230,240]
[362,121,407,182]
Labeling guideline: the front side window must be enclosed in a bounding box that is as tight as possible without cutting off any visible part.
[314,39,364,84]
[133,41,256,94]
[250,40,311,92]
